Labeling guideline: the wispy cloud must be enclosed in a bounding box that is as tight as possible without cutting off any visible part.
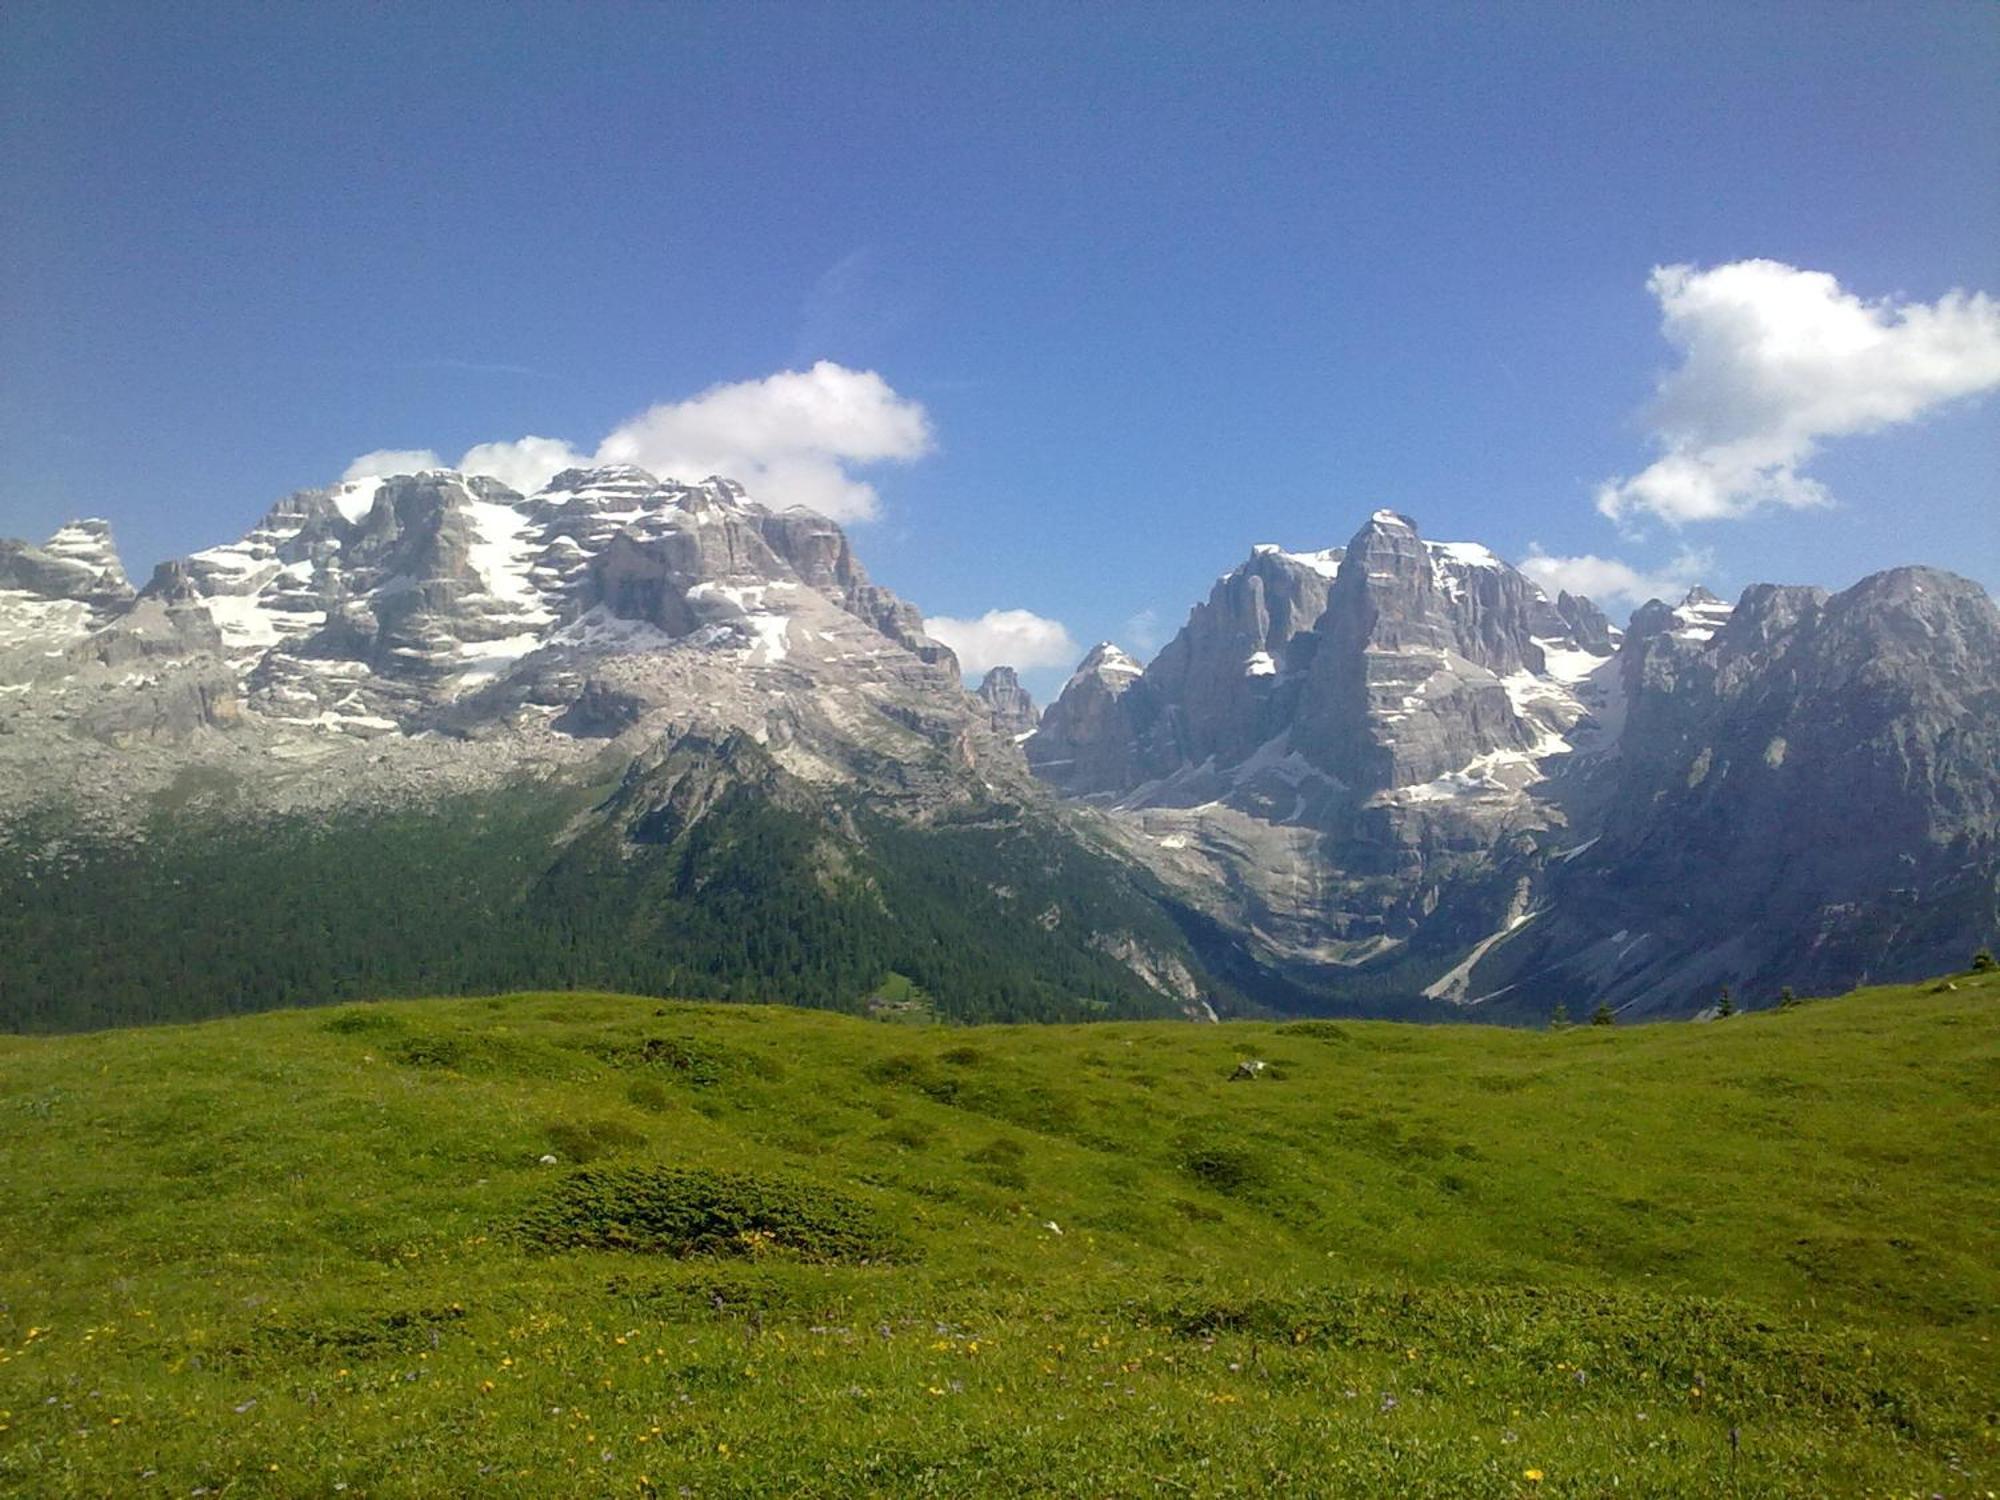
[1599,260,2000,528]
[409,357,549,378]
[1123,608,1164,655]
[794,247,917,366]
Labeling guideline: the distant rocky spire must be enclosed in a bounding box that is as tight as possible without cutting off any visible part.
[975,665,1039,738]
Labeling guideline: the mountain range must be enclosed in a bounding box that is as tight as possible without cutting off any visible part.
[2,473,1993,1030]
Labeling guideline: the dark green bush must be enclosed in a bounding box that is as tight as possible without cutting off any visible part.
[518,1165,905,1262]
[393,1034,468,1070]
[545,1118,647,1162]
[1178,1143,1266,1196]
[588,1034,781,1085]
[1275,1021,1351,1043]
[625,1079,670,1113]
[319,1007,405,1036]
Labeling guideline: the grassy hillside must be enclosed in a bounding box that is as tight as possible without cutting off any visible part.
[1,970,1996,1495]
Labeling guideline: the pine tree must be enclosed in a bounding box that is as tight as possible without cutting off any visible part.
[1716,986,1736,1018]
[1549,1001,1570,1030]
[1590,1001,1615,1026]
[1777,986,1800,1011]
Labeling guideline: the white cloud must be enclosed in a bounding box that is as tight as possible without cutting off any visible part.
[1598,260,2000,527]
[593,362,932,521]
[343,362,934,522]
[454,435,588,496]
[926,609,1081,680]
[1518,544,1714,609]
[342,448,443,482]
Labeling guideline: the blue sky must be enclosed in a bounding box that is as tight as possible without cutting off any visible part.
[4,1,1996,698]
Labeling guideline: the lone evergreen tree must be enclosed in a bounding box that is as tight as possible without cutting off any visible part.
[1716,986,1736,1018]
[1777,986,1800,1010]
[1549,1001,1570,1030]
[1590,1001,1615,1026]
[1973,948,1997,973]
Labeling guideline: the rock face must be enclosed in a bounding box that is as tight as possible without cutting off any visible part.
[1024,643,1151,794]
[1026,512,1618,979]
[0,466,972,764]
[975,666,1039,739]
[1028,511,1998,1017]
[0,520,136,665]
[1472,565,2000,1014]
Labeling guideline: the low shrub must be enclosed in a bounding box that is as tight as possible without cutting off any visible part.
[518,1165,906,1262]
[587,1034,783,1085]
[545,1117,647,1162]
[319,1007,405,1036]
[1178,1142,1266,1196]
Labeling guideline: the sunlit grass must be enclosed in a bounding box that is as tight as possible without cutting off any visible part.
[2,970,1995,1495]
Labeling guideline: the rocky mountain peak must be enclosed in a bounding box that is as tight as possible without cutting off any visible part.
[975,666,1039,739]
[1073,642,1145,688]
[0,459,966,748]
[1025,644,1156,795]
[41,519,133,595]
[1555,591,1617,654]
[1,519,139,663]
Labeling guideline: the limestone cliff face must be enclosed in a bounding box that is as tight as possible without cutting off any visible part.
[1471,565,2000,1015]
[1027,507,1995,1017]
[1025,644,1151,795]
[1292,511,1539,796]
[0,520,137,667]
[975,666,1039,739]
[1135,545,1338,773]
[0,465,976,811]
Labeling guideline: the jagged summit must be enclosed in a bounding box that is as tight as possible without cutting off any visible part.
[0,462,1224,1033]
[40,518,133,592]
[1021,506,1998,1019]
[0,462,963,776]
[1032,509,1612,808]
[0,518,137,658]
[1073,641,1144,680]
[975,665,1039,739]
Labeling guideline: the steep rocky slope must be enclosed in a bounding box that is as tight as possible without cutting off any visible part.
[1029,513,1998,1017]
[1466,565,2000,1014]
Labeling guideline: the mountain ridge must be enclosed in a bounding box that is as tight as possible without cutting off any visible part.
[1027,511,1998,1018]
[2,479,1994,1028]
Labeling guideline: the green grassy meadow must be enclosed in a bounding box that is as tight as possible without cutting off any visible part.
[2,971,1996,1496]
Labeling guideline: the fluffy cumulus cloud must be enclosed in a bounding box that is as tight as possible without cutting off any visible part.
[1597,260,2000,528]
[925,609,1081,680]
[342,447,444,482]
[453,435,587,497]
[341,362,933,523]
[1518,544,1714,610]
